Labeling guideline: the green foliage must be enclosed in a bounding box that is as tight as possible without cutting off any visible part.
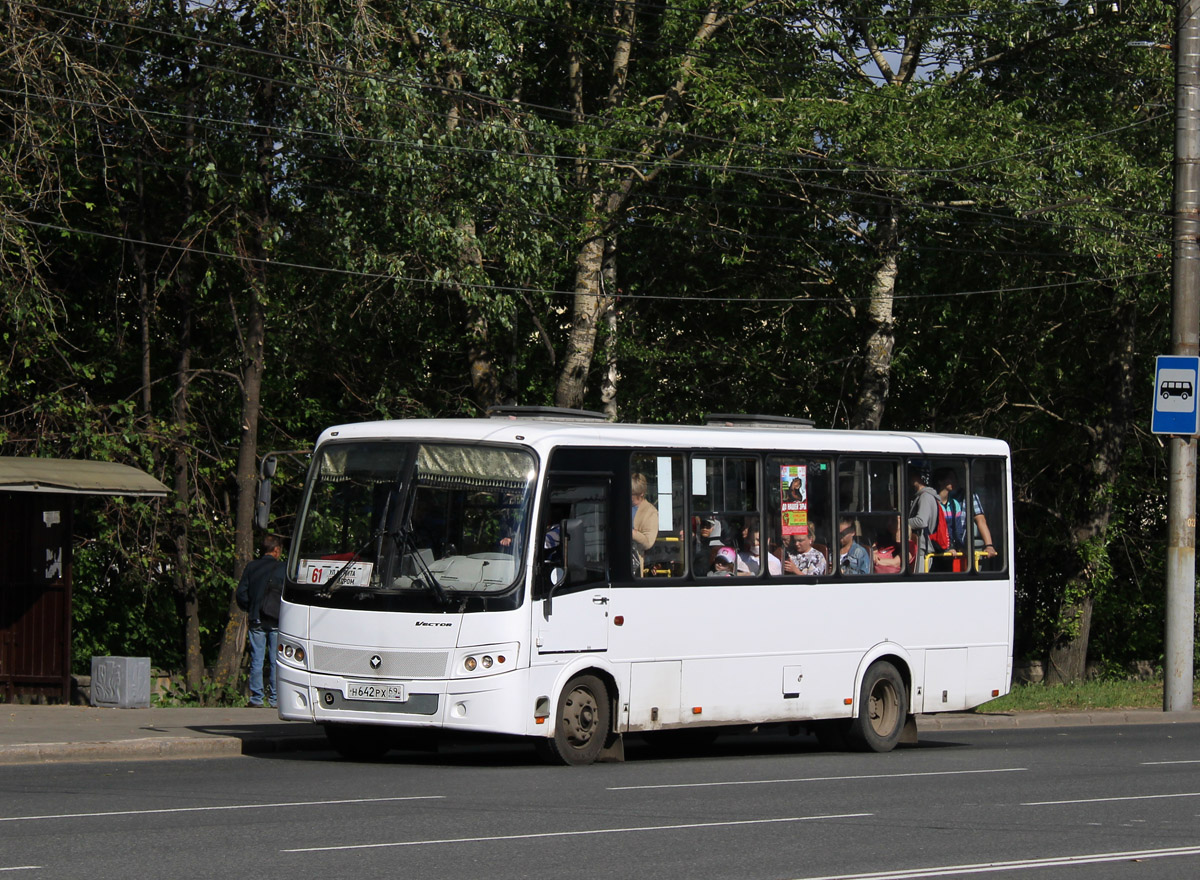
[0,0,1186,679]
[153,676,249,708]
[981,678,1199,713]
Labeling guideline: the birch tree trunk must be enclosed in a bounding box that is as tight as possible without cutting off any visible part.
[556,222,611,409]
[554,3,734,408]
[849,213,899,430]
[600,237,620,421]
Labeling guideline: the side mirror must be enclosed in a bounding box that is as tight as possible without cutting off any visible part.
[562,517,587,584]
[253,477,272,531]
[544,518,586,619]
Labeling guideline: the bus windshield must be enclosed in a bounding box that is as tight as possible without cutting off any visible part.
[292,441,536,596]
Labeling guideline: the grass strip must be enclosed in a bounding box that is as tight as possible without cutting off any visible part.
[980,678,1200,713]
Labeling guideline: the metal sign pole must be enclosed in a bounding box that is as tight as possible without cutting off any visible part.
[1165,0,1200,712]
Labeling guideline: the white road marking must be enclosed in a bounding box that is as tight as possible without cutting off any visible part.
[0,795,443,823]
[0,869,40,873]
[608,767,1027,791]
[282,813,873,853]
[1023,791,1200,806]
[785,845,1200,879]
[1141,759,1200,765]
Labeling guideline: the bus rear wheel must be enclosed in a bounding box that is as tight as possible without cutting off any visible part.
[848,661,907,753]
[537,674,611,766]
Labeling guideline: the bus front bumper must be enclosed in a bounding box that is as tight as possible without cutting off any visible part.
[275,664,534,737]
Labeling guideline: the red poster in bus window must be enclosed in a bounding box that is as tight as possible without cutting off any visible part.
[780,465,808,535]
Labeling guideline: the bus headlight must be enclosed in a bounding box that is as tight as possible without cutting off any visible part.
[454,644,518,678]
[277,638,308,669]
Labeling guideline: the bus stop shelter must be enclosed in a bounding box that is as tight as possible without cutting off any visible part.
[0,458,168,702]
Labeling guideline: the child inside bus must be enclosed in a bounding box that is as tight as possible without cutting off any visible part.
[710,545,737,576]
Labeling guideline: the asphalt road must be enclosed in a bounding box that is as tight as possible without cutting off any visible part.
[1,724,1198,879]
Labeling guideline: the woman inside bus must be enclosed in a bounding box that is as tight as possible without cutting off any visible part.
[631,472,659,576]
[872,528,903,574]
[783,527,827,576]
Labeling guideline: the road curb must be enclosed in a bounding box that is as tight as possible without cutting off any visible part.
[0,734,332,765]
[917,709,1200,731]
[0,736,243,765]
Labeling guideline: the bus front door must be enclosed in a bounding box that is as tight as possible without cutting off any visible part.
[535,476,611,656]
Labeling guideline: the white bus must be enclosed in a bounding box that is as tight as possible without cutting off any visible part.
[267,408,1013,765]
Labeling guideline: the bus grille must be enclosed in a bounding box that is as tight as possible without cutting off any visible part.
[312,646,450,679]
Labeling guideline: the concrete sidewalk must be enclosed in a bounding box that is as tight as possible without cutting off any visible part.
[0,704,1196,766]
[0,705,328,765]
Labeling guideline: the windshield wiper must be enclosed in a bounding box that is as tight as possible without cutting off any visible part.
[315,535,374,598]
[318,485,401,598]
[392,527,453,605]
[367,475,454,605]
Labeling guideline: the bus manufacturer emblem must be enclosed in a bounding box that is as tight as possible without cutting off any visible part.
[370,655,382,670]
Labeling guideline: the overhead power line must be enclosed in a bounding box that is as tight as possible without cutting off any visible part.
[0,83,1171,249]
[9,215,1167,306]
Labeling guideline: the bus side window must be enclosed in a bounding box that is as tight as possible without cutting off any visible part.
[837,457,902,576]
[632,453,685,578]
[970,459,1007,573]
[692,455,759,578]
[768,456,833,578]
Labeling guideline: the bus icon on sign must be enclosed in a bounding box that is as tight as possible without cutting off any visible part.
[1161,380,1193,400]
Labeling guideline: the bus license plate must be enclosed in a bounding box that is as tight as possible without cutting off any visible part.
[344,682,406,702]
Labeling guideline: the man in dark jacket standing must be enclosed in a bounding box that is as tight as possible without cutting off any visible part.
[239,534,285,708]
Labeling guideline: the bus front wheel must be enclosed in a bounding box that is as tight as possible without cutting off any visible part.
[537,674,611,766]
[848,661,907,753]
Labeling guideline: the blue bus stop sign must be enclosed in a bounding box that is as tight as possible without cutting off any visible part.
[1152,355,1200,435]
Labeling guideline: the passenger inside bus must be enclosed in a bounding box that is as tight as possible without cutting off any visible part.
[932,467,998,562]
[783,526,827,576]
[907,464,941,567]
[710,545,737,576]
[837,518,872,575]
[872,528,903,574]
[691,515,732,576]
[631,472,659,576]
[737,525,781,575]
[691,516,717,574]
